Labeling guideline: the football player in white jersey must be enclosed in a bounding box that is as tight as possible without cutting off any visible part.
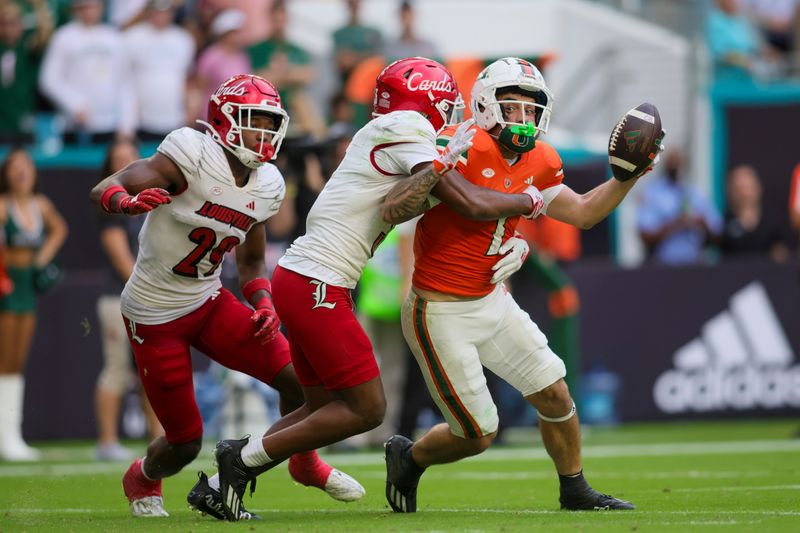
[90,75,364,520]
[212,58,549,521]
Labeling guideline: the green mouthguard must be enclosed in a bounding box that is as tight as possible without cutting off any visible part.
[508,122,536,136]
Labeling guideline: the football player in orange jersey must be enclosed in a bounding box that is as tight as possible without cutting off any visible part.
[385,58,661,513]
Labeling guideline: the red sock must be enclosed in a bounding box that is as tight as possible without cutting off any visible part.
[122,458,162,501]
[288,451,333,488]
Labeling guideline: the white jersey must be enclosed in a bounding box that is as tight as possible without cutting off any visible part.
[121,127,285,324]
[279,111,437,288]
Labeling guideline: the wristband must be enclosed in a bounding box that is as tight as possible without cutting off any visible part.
[101,185,127,213]
[242,277,272,303]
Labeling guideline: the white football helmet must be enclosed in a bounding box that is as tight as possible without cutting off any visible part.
[470,57,553,138]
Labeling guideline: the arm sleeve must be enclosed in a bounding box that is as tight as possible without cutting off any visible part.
[537,144,566,212]
[370,112,438,176]
[373,141,438,176]
[156,128,202,182]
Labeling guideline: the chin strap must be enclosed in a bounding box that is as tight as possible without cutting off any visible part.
[537,402,576,423]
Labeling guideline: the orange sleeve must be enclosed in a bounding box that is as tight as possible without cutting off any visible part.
[536,142,565,192]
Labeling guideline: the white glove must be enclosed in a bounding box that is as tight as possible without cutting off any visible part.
[521,185,545,219]
[634,133,666,179]
[490,235,530,284]
[433,118,476,175]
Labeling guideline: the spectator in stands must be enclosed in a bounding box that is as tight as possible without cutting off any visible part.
[0,232,10,297]
[191,8,251,121]
[108,0,149,29]
[721,165,791,262]
[740,0,798,56]
[329,90,354,128]
[180,0,217,54]
[0,1,54,144]
[94,139,163,461]
[123,0,195,141]
[333,0,382,84]
[0,147,67,461]
[637,149,722,266]
[249,0,323,138]
[706,0,779,81]
[214,0,272,46]
[39,0,133,144]
[383,0,439,62]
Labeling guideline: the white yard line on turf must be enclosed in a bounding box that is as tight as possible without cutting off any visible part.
[354,469,780,480]
[1,439,798,476]
[3,508,800,516]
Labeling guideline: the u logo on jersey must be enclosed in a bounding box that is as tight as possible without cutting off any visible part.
[309,280,336,310]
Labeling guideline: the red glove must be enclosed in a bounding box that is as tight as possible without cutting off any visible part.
[101,185,171,215]
[243,278,280,344]
[251,298,280,344]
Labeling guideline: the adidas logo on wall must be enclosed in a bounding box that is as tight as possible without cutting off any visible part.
[653,281,800,414]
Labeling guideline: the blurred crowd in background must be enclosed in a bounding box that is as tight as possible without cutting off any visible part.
[0,0,799,461]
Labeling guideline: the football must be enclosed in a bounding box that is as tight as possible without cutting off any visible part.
[608,102,664,181]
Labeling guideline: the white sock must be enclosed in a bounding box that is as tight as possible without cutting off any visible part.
[208,473,220,491]
[241,435,272,467]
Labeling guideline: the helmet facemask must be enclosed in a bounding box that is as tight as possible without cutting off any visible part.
[431,92,466,133]
[199,74,291,170]
[489,87,551,153]
[219,102,288,169]
[470,57,554,153]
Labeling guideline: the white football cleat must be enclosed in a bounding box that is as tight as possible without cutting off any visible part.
[130,496,169,517]
[323,469,366,502]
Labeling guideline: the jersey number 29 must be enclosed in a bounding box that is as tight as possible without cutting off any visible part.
[172,227,240,278]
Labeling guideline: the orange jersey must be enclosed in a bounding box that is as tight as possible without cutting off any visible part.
[413,126,565,297]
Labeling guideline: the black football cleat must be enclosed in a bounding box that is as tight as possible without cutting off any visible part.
[215,437,260,521]
[384,435,425,513]
[560,485,635,511]
[187,471,259,521]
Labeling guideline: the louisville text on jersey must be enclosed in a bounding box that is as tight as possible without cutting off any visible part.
[195,201,257,231]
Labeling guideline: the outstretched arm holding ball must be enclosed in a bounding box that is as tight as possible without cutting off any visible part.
[544,102,665,230]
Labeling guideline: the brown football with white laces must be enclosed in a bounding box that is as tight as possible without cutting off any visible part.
[608,102,663,181]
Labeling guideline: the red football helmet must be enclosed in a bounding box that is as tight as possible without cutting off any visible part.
[372,57,464,132]
[198,74,290,168]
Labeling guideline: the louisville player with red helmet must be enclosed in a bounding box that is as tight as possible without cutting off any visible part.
[90,74,364,520]
[210,58,549,521]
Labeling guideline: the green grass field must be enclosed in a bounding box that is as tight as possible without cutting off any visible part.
[1,420,798,532]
